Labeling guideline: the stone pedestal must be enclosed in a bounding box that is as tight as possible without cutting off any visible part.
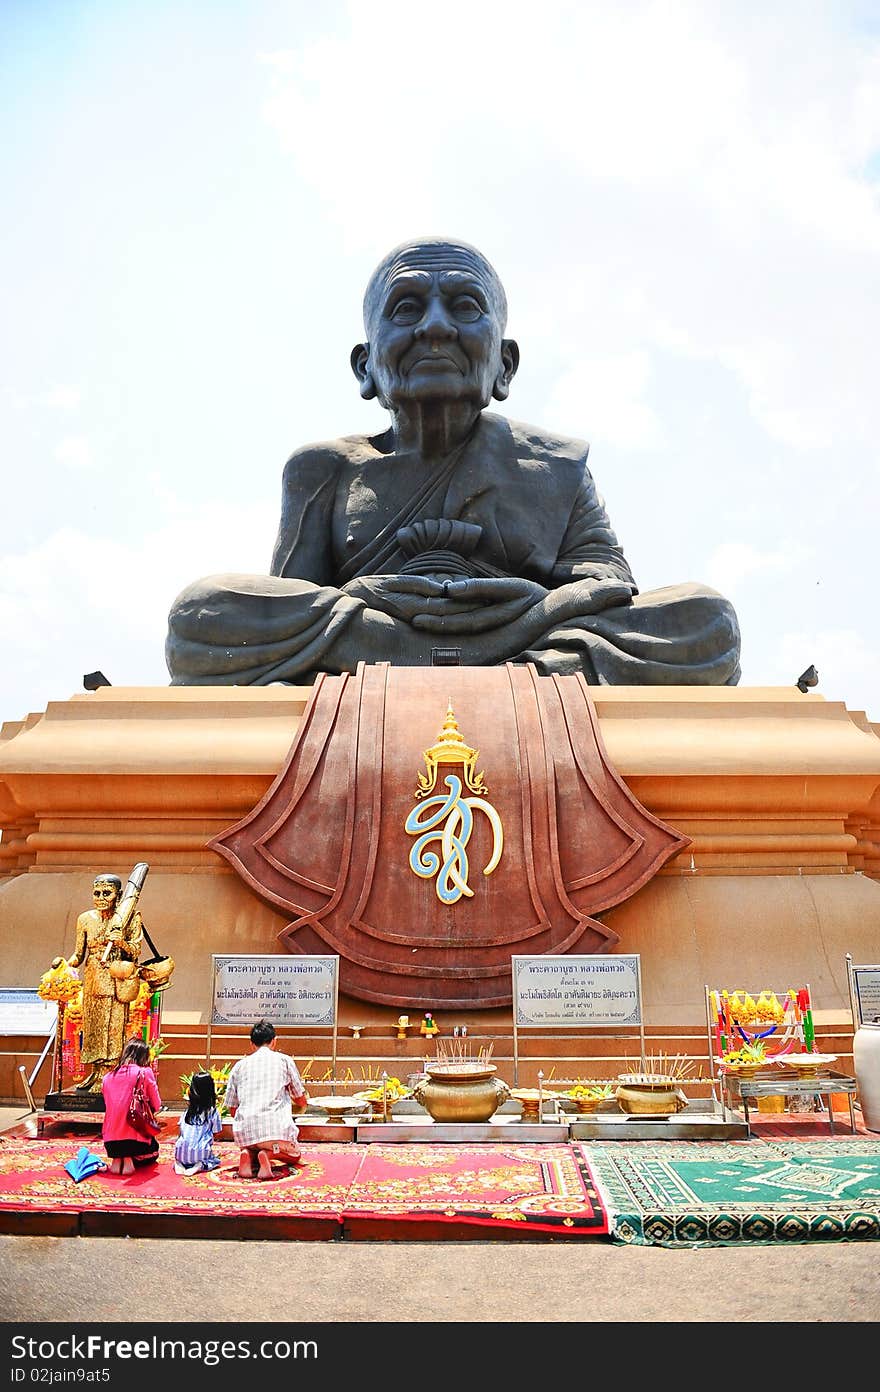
[43,1091,105,1113]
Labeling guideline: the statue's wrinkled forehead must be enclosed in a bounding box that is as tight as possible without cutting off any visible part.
[363,239,507,333]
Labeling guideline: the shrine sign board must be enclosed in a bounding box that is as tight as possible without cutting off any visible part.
[0,988,57,1036]
[209,954,337,1027]
[513,954,642,1026]
[207,954,339,1077]
[848,960,880,1026]
[511,954,644,1084]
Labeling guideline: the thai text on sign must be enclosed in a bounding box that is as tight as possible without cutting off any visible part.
[512,955,642,1027]
[852,965,880,1026]
[210,955,337,1027]
[0,988,58,1035]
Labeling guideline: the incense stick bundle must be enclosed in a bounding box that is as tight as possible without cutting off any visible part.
[621,1050,698,1082]
[431,1037,495,1071]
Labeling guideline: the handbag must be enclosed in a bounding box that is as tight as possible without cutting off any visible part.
[127,1069,161,1135]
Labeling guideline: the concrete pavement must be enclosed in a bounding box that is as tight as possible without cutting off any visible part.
[3,1234,879,1323]
[2,1106,879,1324]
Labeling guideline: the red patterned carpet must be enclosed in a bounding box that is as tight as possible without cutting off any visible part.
[343,1141,603,1237]
[0,1135,608,1241]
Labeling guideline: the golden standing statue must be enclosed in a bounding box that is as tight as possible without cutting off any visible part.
[52,864,148,1091]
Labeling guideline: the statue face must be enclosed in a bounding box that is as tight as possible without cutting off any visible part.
[92,880,119,912]
[354,244,518,411]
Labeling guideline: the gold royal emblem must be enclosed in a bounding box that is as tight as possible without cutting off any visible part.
[404,704,503,904]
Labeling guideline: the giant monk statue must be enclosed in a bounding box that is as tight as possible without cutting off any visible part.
[166,238,740,685]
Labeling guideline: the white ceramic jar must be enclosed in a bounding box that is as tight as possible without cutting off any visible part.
[853,1023,880,1132]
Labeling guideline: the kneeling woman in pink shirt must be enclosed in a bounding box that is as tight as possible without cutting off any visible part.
[101,1036,163,1175]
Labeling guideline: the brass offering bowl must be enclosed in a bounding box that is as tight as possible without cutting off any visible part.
[308,1095,369,1124]
[510,1087,558,1122]
[352,1088,412,1120]
[776,1053,837,1078]
[571,1096,605,1114]
[716,1059,765,1078]
[615,1074,687,1117]
[414,1065,511,1124]
[563,1085,616,1114]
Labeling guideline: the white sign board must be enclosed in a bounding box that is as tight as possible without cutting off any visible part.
[512,954,642,1027]
[0,988,58,1035]
[210,955,338,1027]
[851,965,880,1026]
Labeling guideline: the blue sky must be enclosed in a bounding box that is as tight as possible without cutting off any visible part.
[2,0,879,721]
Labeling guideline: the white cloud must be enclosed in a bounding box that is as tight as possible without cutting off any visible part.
[39,386,80,409]
[545,351,666,451]
[706,540,813,596]
[0,500,278,717]
[54,436,95,471]
[256,50,299,75]
[257,2,880,460]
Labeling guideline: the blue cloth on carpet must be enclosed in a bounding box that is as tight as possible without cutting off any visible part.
[64,1144,107,1182]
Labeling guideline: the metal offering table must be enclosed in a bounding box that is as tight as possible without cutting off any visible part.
[351,1119,571,1143]
[298,1099,747,1143]
[567,1099,747,1141]
[722,1068,858,1138]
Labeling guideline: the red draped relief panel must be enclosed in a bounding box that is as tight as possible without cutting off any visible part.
[209,664,689,1008]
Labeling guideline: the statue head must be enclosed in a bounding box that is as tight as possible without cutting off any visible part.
[92,873,121,912]
[351,237,519,414]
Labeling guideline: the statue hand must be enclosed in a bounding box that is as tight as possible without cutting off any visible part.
[411,577,550,633]
[51,956,64,969]
[554,576,635,615]
[341,575,476,624]
[408,574,636,663]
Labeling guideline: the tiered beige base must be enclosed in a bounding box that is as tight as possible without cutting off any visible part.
[1,684,878,1104]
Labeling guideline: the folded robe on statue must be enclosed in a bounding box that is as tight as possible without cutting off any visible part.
[166,413,741,687]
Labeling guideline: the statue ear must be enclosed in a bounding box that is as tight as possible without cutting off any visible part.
[351,343,376,400]
[492,339,520,401]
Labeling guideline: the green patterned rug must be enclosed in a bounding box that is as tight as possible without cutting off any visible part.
[578,1139,880,1247]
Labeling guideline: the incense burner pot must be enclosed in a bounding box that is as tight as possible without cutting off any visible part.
[615,1076,687,1117]
[413,1065,510,1123]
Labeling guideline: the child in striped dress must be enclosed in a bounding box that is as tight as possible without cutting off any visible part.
[174,1071,223,1175]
